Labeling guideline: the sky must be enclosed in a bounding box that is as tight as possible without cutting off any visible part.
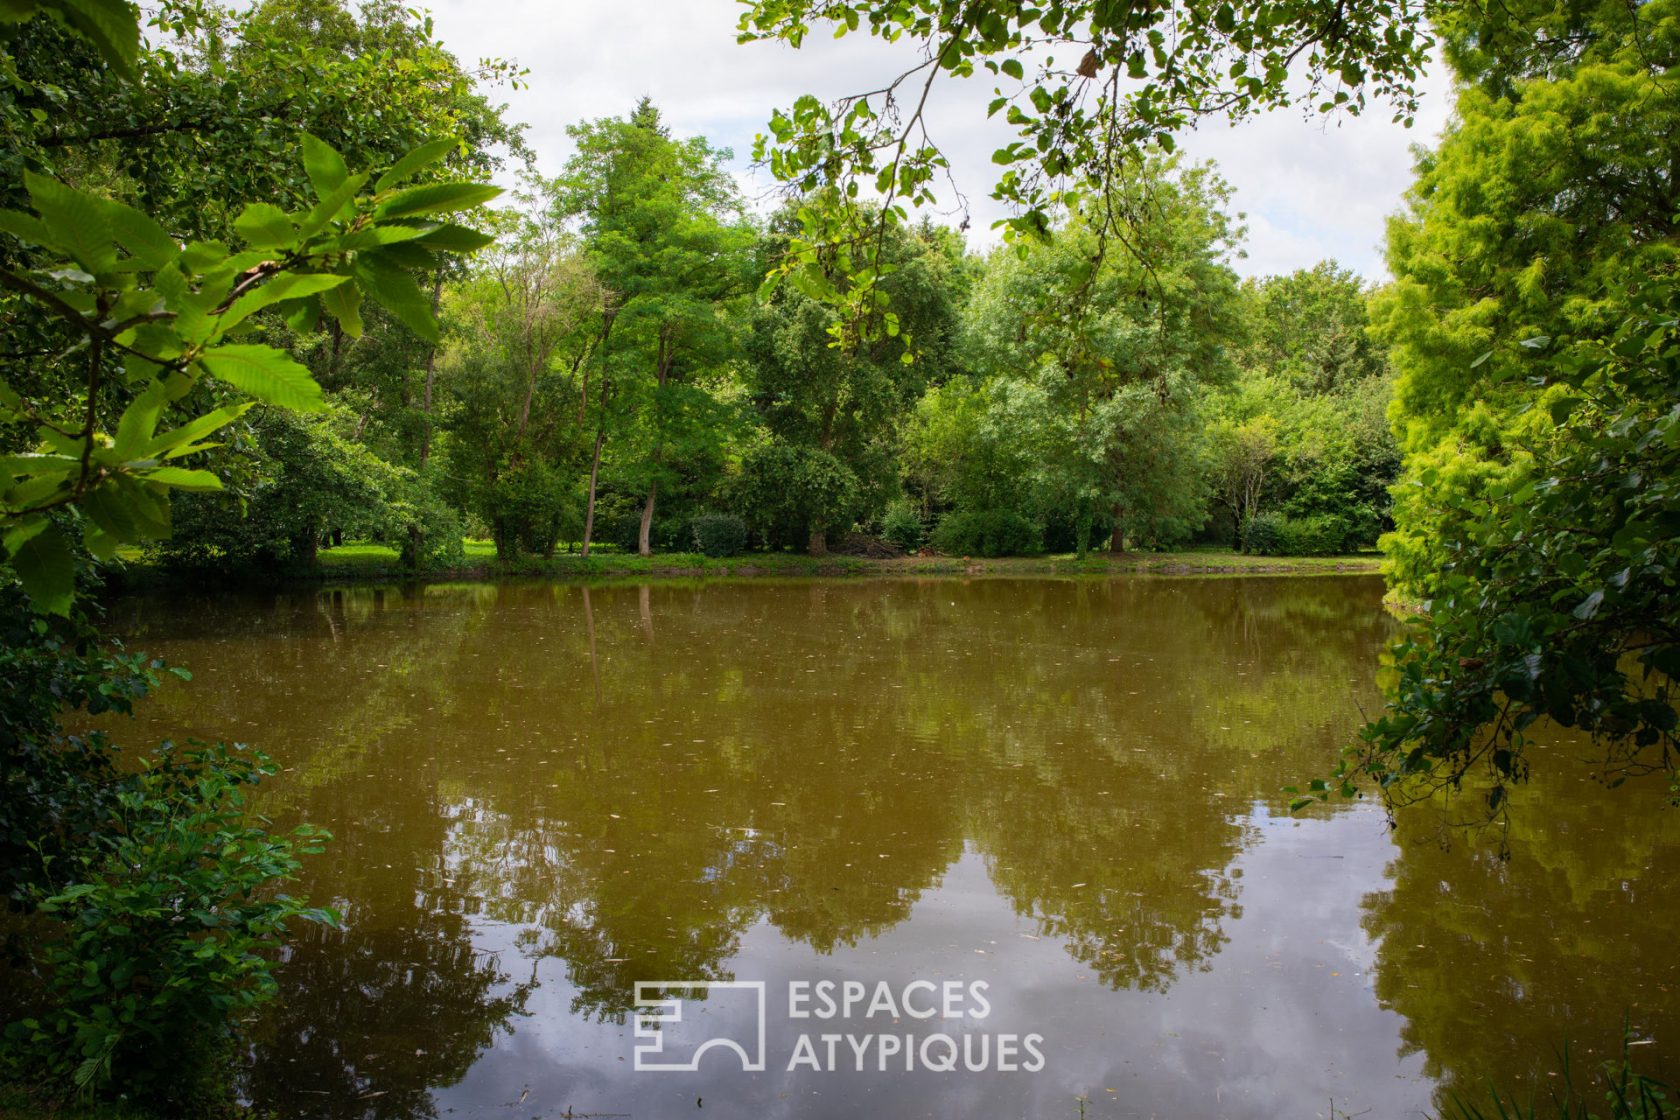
[420,0,1457,280]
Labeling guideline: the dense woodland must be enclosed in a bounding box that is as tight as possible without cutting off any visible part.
[105,60,1403,569]
[1,0,1677,1111]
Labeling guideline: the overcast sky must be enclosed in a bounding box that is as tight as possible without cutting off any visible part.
[421,0,1457,280]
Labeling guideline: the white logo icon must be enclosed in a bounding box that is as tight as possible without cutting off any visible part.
[633,981,768,1072]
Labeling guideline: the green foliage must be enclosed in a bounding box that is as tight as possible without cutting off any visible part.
[0,591,149,905]
[880,501,924,553]
[1339,281,1680,813]
[1242,511,1347,557]
[739,0,1430,334]
[9,742,338,1103]
[555,100,752,554]
[958,162,1240,553]
[743,211,961,552]
[929,508,1041,557]
[690,512,748,558]
[1372,0,1680,598]
[732,440,861,552]
[0,134,498,610]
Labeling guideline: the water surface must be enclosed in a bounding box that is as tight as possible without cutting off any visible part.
[108,576,1680,1118]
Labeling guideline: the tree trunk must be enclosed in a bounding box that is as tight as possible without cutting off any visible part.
[1109,503,1125,554]
[581,427,606,558]
[808,522,828,556]
[637,478,657,557]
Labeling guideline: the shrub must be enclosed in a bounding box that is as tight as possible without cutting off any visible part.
[692,513,748,557]
[1244,512,1347,556]
[8,743,338,1104]
[880,503,925,553]
[929,509,1042,557]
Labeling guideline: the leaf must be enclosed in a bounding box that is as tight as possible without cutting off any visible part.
[232,203,295,250]
[320,280,364,337]
[375,137,459,192]
[0,0,43,22]
[196,345,325,411]
[24,172,115,272]
[294,172,369,240]
[218,272,348,333]
[9,520,74,616]
[112,380,170,457]
[374,181,502,220]
[93,196,176,269]
[55,0,139,77]
[353,258,436,343]
[0,208,54,248]
[301,133,349,200]
[410,223,494,253]
[1000,58,1023,79]
[1571,588,1604,620]
[140,466,223,492]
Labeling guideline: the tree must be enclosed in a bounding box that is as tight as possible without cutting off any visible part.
[1371,0,1680,596]
[961,158,1240,554]
[441,181,608,558]
[741,212,962,553]
[555,100,751,555]
[1206,414,1277,551]
[1322,280,1680,816]
[1239,263,1386,395]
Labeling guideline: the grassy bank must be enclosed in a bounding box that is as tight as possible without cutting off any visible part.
[114,541,1383,590]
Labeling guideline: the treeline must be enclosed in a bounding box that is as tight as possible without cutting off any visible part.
[115,17,1398,573]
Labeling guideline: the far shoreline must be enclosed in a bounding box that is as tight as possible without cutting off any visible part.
[105,545,1386,595]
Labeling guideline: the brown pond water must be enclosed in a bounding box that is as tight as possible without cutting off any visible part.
[105,575,1680,1119]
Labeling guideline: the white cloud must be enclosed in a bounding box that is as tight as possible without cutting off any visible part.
[422,0,1455,279]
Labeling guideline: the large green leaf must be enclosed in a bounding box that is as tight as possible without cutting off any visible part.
[375,138,459,193]
[197,345,325,411]
[140,467,223,492]
[375,182,502,220]
[233,203,295,250]
[218,272,348,333]
[93,196,177,269]
[52,0,138,77]
[301,134,350,200]
[24,172,115,272]
[354,258,437,343]
[140,401,256,460]
[8,520,74,616]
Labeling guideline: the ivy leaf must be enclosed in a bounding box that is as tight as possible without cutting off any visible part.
[197,344,325,411]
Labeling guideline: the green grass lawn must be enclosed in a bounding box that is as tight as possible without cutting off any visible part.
[300,540,1382,581]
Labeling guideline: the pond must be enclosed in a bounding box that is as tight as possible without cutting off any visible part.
[107,575,1680,1119]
